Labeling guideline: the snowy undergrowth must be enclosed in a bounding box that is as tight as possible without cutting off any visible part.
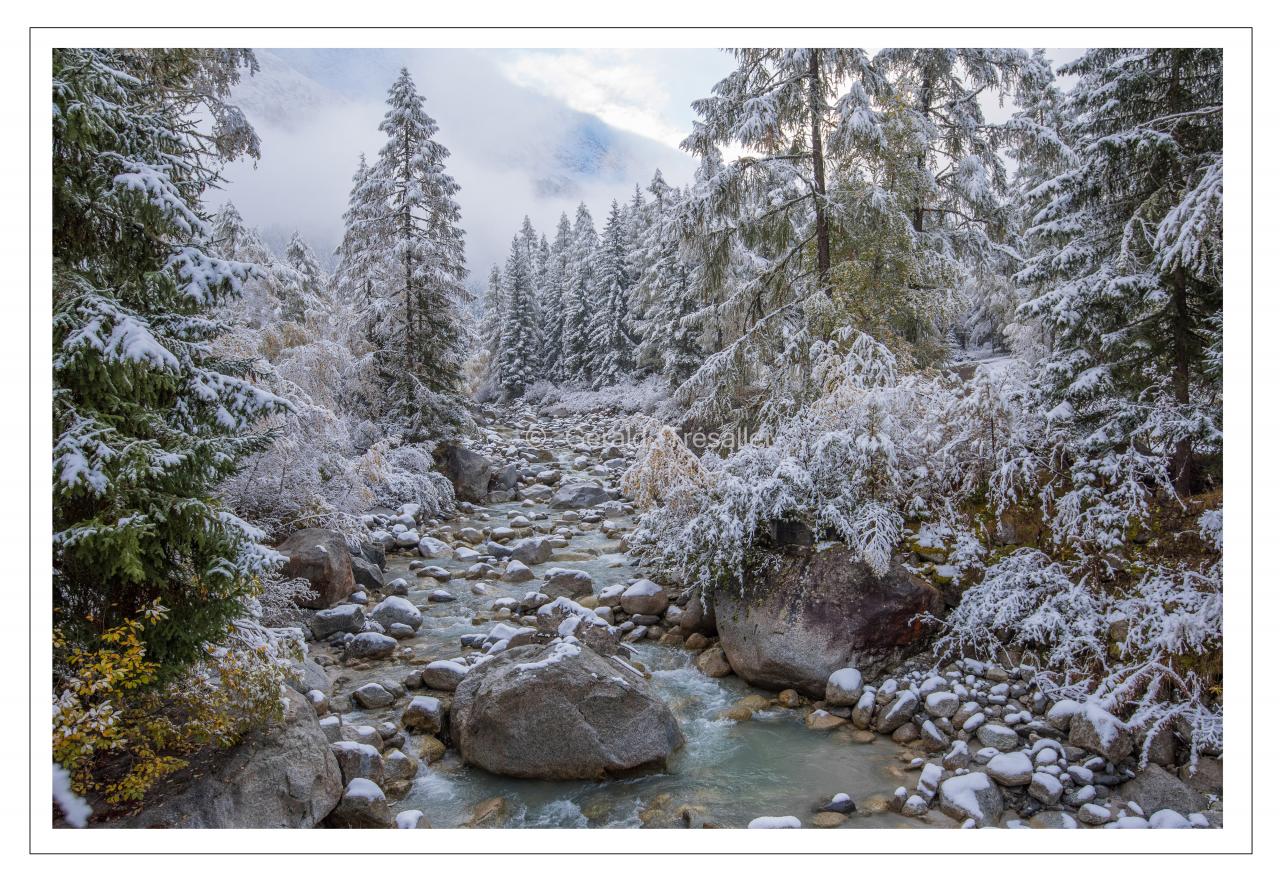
[521,376,670,417]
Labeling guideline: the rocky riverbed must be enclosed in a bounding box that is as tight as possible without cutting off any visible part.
[132,405,1224,830]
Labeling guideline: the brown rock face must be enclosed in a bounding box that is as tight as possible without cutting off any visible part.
[713,546,943,697]
[276,528,355,609]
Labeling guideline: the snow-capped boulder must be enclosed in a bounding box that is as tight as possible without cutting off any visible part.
[1068,703,1134,763]
[824,668,864,706]
[450,640,684,779]
[325,778,394,828]
[370,595,422,632]
[939,772,1004,827]
[712,546,943,696]
[620,579,668,615]
[541,567,594,599]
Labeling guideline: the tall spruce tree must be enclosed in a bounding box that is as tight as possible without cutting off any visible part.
[52,48,286,672]
[1017,48,1223,504]
[539,212,573,382]
[497,237,541,398]
[562,204,597,382]
[589,200,633,386]
[346,68,469,436]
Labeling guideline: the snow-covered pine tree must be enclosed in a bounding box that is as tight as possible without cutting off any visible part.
[869,48,1055,351]
[539,212,573,382]
[282,231,328,323]
[334,154,386,317]
[674,49,888,432]
[1017,48,1223,513]
[497,237,541,398]
[52,48,286,672]
[351,68,470,437]
[561,203,597,383]
[588,200,633,386]
[634,173,704,385]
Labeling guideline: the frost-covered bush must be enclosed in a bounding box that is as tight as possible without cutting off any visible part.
[629,331,1042,585]
[621,424,712,510]
[522,376,670,416]
[932,543,1223,765]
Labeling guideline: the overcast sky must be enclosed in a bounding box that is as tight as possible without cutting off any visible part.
[217,47,1082,283]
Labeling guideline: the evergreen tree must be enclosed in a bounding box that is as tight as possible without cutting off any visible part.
[52,48,286,673]
[282,231,327,322]
[334,153,386,318]
[539,213,572,382]
[561,203,597,382]
[635,179,703,385]
[589,200,633,386]
[1017,48,1223,503]
[346,68,469,436]
[497,237,541,398]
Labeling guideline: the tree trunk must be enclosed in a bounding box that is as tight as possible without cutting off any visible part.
[1170,265,1195,497]
[808,49,831,292]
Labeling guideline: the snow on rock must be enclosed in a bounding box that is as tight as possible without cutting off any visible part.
[747,816,801,829]
[939,772,1004,827]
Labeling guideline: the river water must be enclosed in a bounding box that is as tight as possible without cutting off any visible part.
[332,425,926,829]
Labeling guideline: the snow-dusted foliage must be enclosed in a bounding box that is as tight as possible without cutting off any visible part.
[630,332,1042,584]
[334,67,472,439]
[52,48,289,672]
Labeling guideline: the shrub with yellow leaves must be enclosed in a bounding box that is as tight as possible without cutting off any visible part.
[621,424,712,511]
[52,598,299,811]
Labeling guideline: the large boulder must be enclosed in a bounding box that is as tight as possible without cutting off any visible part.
[712,546,943,696]
[1118,764,1208,816]
[451,641,685,779]
[276,529,356,609]
[119,695,341,828]
[549,482,612,510]
[438,444,494,503]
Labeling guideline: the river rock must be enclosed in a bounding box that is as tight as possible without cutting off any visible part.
[939,772,1004,827]
[118,695,340,828]
[351,556,385,592]
[824,668,863,706]
[712,547,943,696]
[620,579,668,615]
[351,683,395,710]
[1068,705,1134,763]
[542,567,594,599]
[417,535,453,560]
[346,632,397,660]
[549,482,612,510]
[695,644,732,678]
[450,641,685,779]
[1118,764,1207,815]
[326,778,394,829]
[370,595,422,632]
[310,604,365,640]
[438,444,493,503]
[510,536,553,565]
[276,528,356,609]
